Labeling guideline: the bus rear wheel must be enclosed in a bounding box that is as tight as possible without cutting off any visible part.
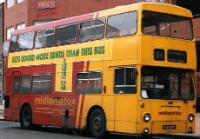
[20,105,32,129]
[88,108,106,138]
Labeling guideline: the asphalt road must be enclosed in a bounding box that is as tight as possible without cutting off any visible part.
[0,121,93,139]
[0,120,195,139]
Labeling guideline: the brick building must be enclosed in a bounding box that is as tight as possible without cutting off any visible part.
[0,3,3,100]
[4,0,176,41]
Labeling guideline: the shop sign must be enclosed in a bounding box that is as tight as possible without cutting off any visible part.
[38,0,56,10]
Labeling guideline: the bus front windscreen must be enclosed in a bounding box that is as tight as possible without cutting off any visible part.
[142,11,193,40]
[141,66,194,100]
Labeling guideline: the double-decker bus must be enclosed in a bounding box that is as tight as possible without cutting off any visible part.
[3,2,196,137]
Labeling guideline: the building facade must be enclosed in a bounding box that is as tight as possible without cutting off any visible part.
[4,0,175,41]
[0,3,3,101]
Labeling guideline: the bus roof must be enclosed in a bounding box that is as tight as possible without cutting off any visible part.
[12,2,192,35]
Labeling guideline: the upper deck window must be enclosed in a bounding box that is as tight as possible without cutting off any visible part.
[80,18,105,42]
[56,24,78,45]
[18,32,34,50]
[9,32,34,52]
[142,11,193,40]
[35,28,55,48]
[107,11,137,38]
[9,35,18,52]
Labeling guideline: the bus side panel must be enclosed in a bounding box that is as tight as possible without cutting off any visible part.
[114,95,138,133]
[78,60,104,129]
[79,95,102,129]
[4,70,20,122]
[102,67,115,132]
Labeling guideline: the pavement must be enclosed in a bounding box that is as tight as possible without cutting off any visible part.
[0,105,199,138]
[0,104,3,119]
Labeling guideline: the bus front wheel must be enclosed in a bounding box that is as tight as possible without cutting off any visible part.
[87,108,106,138]
[20,105,32,129]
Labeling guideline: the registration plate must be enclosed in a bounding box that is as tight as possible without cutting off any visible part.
[163,125,176,130]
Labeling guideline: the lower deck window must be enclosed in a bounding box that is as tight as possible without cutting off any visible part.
[21,76,32,93]
[32,74,52,93]
[76,72,102,93]
[12,74,52,94]
[114,67,137,94]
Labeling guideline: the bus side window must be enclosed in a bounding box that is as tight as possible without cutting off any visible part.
[55,24,78,46]
[18,32,34,50]
[13,76,21,93]
[114,67,137,94]
[9,35,18,52]
[21,75,32,93]
[80,18,105,42]
[35,28,55,48]
[32,74,52,93]
[76,72,102,93]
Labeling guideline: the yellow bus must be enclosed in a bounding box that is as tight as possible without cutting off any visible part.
[3,2,196,137]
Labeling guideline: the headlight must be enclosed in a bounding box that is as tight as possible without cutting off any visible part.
[188,114,194,122]
[144,113,151,122]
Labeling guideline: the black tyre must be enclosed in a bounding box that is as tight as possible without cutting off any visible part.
[88,109,106,138]
[20,105,32,129]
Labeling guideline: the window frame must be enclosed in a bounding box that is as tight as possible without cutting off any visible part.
[13,76,21,93]
[141,66,195,100]
[55,23,79,46]
[79,17,106,42]
[31,74,52,94]
[16,23,26,30]
[7,0,15,8]
[6,26,15,40]
[141,10,194,40]
[17,0,24,4]
[114,66,137,94]
[21,75,32,93]
[106,11,138,38]
[9,35,18,52]
[34,28,56,49]
[17,31,35,50]
[76,71,102,94]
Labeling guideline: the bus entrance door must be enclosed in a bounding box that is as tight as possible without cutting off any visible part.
[10,71,21,121]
